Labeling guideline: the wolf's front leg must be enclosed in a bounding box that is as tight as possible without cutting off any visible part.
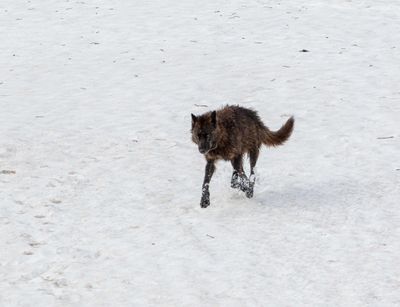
[200,184,210,208]
[200,160,215,208]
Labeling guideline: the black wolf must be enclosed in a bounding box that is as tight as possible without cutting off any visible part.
[191,105,294,208]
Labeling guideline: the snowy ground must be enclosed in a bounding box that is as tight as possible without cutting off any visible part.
[1,0,400,306]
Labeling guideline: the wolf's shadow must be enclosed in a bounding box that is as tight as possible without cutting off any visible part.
[255,180,359,210]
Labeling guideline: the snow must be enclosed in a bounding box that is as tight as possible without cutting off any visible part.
[1,0,400,306]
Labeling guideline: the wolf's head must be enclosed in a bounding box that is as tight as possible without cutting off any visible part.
[191,110,218,154]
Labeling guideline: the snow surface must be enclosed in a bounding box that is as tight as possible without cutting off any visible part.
[1,0,400,306]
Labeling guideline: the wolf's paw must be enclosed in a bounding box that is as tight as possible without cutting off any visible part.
[245,175,255,198]
[200,197,210,208]
[232,172,250,193]
[245,187,254,198]
[200,191,210,208]
[239,181,249,193]
[238,176,250,193]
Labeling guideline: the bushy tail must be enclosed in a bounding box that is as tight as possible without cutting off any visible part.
[262,116,294,147]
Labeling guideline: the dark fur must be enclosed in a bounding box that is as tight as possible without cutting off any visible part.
[191,105,294,208]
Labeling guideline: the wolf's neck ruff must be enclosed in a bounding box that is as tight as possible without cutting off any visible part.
[204,144,218,154]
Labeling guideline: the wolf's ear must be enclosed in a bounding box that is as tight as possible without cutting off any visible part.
[191,114,197,127]
[211,111,217,128]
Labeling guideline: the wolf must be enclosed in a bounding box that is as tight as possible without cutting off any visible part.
[191,105,294,208]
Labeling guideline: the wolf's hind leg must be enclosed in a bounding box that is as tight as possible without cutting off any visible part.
[231,171,240,189]
[230,155,243,188]
[231,155,252,193]
[246,148,259,198]
[230,155,248,190]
